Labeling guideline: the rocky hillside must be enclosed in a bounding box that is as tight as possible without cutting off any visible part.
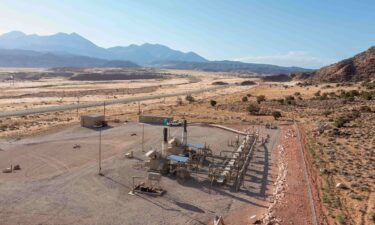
[314,46,375,82]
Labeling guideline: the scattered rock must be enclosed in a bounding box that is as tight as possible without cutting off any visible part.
[13,164,21,170]
[336,183,348,189]
[125,151,133,159]
[2,166,12,173]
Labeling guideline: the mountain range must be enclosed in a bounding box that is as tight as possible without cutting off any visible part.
[0,31,311,74]
[0,49,139,68]
[0,31,206,65]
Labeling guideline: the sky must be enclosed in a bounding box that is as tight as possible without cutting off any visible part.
[0,0,374,69]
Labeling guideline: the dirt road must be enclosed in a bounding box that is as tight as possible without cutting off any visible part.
[0,85,230,118]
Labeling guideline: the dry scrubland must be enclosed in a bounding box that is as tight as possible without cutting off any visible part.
[0,68,374,224]
[0,68,252,138]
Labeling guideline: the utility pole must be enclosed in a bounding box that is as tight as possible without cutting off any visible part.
[103,101,106,117]
[99,129,103,176]
[142,123,145,152]
[76,95,80,118]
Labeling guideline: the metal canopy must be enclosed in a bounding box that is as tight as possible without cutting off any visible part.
[186,143,204,149]
[167,155,189,163]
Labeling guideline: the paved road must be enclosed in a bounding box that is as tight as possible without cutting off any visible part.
[0,85,229,118]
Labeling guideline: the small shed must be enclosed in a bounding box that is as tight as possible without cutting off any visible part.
[139,115,173,125]
[81,114,105,128]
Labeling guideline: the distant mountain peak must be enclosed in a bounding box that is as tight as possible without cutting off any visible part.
[1,30,26,39]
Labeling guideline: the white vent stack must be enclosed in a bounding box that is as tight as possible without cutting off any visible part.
[182,119,187,146]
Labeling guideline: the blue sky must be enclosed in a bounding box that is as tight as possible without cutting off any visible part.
[0,0,374,68]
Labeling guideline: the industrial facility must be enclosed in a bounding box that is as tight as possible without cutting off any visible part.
[132,119,259,195]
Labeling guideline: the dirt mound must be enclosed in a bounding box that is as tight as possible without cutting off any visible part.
[313,46,375,82]
[211,81,229,85]
[261,74,292,82]
[290,72,313,80]
[240,80,256,85]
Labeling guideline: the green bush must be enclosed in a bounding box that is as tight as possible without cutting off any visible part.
[248,104,260,115]
[185,95,195,103]
[256,95,266,104]
[336,214,347,225]
[276,98,285,104]
[368,212,375,222]
[350,109,361,119]
[360,91,373,100]
[334,116,351,128]
[242,96,248,102]
[323,111,332,117]
[210,100,217,107]
[360,105,371,112]
[314,90,321,97]
[319,93,329,100]
[285,95,295,101]
[272,111,282,120]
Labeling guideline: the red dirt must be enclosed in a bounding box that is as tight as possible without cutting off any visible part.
[271,125,313,224]
[297,124,329,225]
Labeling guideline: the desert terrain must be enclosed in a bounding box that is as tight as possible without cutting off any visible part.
[0,68,374,225]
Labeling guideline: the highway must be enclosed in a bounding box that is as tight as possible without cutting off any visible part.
[0,85,229,118]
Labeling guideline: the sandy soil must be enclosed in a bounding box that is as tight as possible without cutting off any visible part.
[0,69,253,138]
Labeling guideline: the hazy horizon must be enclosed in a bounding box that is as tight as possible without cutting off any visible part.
[1,0,375,69]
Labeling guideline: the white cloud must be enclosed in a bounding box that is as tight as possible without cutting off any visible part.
[235,51,334,69]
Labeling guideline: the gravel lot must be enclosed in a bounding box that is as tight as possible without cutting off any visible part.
[0,123,279,225]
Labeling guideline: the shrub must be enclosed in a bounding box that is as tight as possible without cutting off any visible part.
[350,109,361,119]
[242,96,248,102]
[176,97,183,105]
[336,214,347,225]
[362,80,375,89]
[276,98,285,104]
[360,105,371,112]
[369,212,375,222]
[256,95,266,104]
[347,96,355,102]
[334,116,351,128]
[323,111,332,117]
[185,95,195,103]
[210,100,217,107]
[361,91,373,100]
[272,111,282,120]
[285,95,295,101]
[314,90,321,97]
[248,104,260,115]
[294,92,301,96]
[328,92,337,98]
[319,93,329,100]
